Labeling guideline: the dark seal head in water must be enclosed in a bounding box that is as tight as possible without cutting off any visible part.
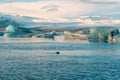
[56,52,60,54]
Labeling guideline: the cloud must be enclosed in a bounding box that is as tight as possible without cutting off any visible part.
[41,5,60,12]
[0,0,43,3]
[90,0,119,2]
[77,17,120,26]
[80,0,120,4]
[32,17,70,23]
[0,0,119,19]
[32,16,120,27]
[0,0,94,18]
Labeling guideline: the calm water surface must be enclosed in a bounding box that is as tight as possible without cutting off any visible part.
[0,41,120,80]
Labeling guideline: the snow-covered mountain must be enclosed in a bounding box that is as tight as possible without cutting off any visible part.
[29,16,120,30]
[0,13,120,30]
[0,13,39,28]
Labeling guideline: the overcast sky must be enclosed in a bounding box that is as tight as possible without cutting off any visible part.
[0,0,120,18]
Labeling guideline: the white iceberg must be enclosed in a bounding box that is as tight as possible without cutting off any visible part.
[4,25,19,37]
[5,25,18,33]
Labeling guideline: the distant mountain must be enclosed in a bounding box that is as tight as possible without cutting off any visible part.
[29,16,120,29]
[78,16,115,20]
[0,13,119,31]
[0,13,39,28]
[0,16,20,28]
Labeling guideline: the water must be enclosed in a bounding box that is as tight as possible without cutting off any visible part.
[0,39,120,80]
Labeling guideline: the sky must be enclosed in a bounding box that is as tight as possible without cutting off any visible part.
[0,0,120,19]
[0,0,120,27]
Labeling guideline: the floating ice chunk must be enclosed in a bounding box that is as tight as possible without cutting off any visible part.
[5,25,17,33]
[113,34,120,43]
[88,27,119,42]
[4,25,19,37]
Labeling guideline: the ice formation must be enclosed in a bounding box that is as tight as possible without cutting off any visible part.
[88,27,119,42]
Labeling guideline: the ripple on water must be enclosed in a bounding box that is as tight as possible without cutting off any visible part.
[0,42,120,80]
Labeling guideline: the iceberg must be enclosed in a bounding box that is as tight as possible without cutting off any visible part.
[32,31,57,39]
[5,25,18,33]
[4,25,19,37]
[88,27,119,42]
[113,34,120,43]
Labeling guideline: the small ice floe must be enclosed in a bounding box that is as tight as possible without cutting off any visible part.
[54,35,65,42]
